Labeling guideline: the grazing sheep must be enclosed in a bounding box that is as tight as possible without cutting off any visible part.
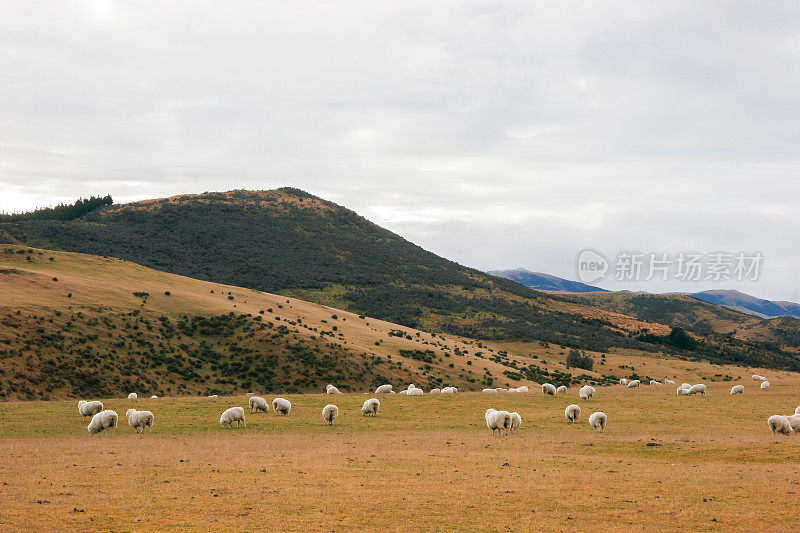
[753,374,767,382]
[688,384,707,396]
[441,387,457,393]
[619,378,627,386]
[510,412,522,433]
[768,415,793,436]
[542,383,557,396]
[565,404,581,423]
[680,383,691,390]
[375,384,393,394]
[399,390,408,395]
[579,385,595,401]
[785,415,800,433]
[407,388,423,396]
[272,398,292,415]
[557,385,568,394]
[249,396,269,414]
[326,384,341,395]
[322,404,339,425]
[649,380,661,385]
[627,380,640,388]
[664,379,675,384]
[78,400,103,419]
[494,388,508,393]
[150,395,158,399]
[482,388,496,393]
[730,385,744,395]
[362,398,380,416]
[126,409,154,433]
[676,387,690,396]
[127,393,138,400]
[219,407,246,428]
[485,409,512,436]
[589,411,607,432]
[515,386,529,393]
[429,388,441,394]
[88,410,118,436]
[761,381,770,391]
[207,395,219,399]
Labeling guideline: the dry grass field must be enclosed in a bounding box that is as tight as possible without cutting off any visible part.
[2,381,800,531]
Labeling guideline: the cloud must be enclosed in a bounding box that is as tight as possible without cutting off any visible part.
[0,1,798,300]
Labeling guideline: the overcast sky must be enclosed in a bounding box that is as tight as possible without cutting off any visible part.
[1,1,798,301]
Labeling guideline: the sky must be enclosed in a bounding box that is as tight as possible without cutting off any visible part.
[1,1,798,301]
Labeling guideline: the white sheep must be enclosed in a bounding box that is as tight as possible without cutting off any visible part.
[249,396,269,414]
[441,387,457,393]
[494,388,508,392]
[761,381,770,391]
[127,393,138,400]
[272,398,292,415]
[753,374,767,382]
[579,385,595,401]
[619,378,627,386]
[627,380,640,388]
[207,394,219,398]
[78,400,103,419]
[556,385,568,394]
[399,390,407,395]
[219,407,246,428]
[785,415,800,433]
[510,412,522,433]
[515,386,529,393]
[375,384,393,394]
[542,383,557,396]
[326,384,341,394]
[322,404,339,425]
[407,388,423,396]
[649,380,661,385]
[768,415,793,436]
[565,404,581,423]
[485,409,512,436]
[126,409,154,433]
[688,384,706,396]
[88,410,118,436]
[680,383,691,390]
[362,398,380,416]
[676,387,690,396]
[482,388,496,393]
[730,385,744,395]
[429,388,441,394]
[664,379,675,384]
[150,395,158,399]
[589,411,607,432]
[795,406,800,416]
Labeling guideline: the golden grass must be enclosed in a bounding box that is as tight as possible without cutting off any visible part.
[2,382,800,531]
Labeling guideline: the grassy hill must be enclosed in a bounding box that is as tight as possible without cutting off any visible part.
[1,189,798,375]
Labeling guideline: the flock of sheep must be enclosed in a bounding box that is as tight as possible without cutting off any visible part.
[76,374,789,438]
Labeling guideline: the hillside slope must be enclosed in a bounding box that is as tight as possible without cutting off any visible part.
[0,189,656,353]
[0,245,572,399]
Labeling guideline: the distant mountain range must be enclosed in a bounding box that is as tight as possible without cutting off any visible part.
[487,268,608,293]
[489,269,800,318]
[690,289,800,318]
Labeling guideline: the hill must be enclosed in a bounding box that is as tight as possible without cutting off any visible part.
[1,189,798,374]
[0,189,662,353]
[487,268,608,293]
[691,289,800,318]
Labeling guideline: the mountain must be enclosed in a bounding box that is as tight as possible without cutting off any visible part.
[691,289,800,318]
[487,268,608,293]
[2,189,799,373]
[0,188,654,352]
